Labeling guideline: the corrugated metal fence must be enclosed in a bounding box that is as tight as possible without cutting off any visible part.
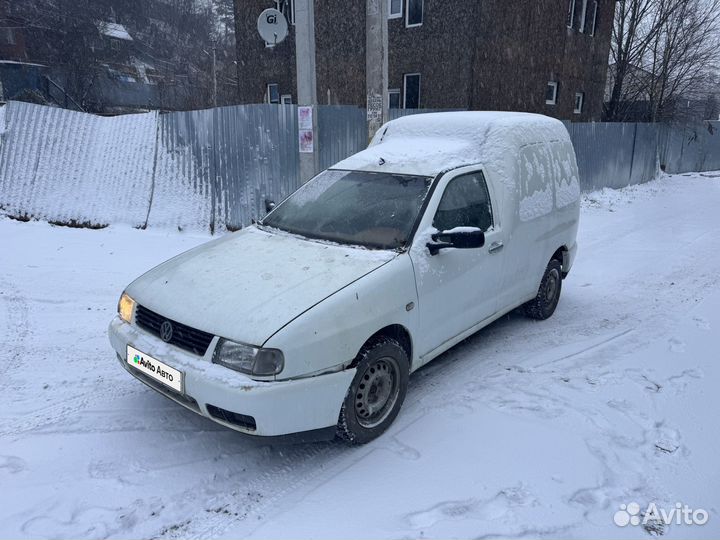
[1,100,719,232]
[0,102,157,227]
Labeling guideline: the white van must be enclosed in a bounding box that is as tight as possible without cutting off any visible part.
[109,112,580,443]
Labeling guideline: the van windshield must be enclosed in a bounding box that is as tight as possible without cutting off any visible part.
[261,169,433,249]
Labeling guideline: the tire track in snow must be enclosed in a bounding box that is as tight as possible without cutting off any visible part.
[0,277,30,377]
[0,384,142,438]
[155,442,360,539]
[530,327,635,369]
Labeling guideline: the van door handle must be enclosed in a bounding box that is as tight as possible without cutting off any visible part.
[488,241,504,254]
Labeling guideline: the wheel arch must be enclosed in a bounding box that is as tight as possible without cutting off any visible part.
[351,324,413,370]
[552,245,570,277]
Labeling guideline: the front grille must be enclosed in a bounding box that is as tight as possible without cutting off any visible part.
[206,404,257,431]
[135,304,214,356]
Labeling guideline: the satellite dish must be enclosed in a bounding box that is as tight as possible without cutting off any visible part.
[257,8,288,47]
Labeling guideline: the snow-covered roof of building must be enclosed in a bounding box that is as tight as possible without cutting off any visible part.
[332,111,569,177]
[97,22,133,41]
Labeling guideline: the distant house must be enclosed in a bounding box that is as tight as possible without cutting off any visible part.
[0,0,155,112]
[0,0,214,113]
[0,7,46,103]
[234,0,617,121]
[82,20,163,113]
[0,61,49,104]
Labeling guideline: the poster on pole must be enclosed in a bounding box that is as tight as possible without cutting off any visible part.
[298,106,314,153]
[298,106,313,130]
[367,94,382,123]
[299,129,314,153]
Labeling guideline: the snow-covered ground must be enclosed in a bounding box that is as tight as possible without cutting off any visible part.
[1,171,719,539]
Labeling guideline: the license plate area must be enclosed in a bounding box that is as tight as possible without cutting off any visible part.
[127,345,183,393]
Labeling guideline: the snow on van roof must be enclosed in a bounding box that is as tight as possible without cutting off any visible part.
[332,111,569,177]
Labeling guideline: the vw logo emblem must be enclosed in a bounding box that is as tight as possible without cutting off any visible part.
[159,320,173,342]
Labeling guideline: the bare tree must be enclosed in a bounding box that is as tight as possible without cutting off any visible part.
[605,0,681,120]
[605,0,720,122]
[211,0,240,105]
[645,0,720,121]
[135,0,217,110]
[54,0,107,111]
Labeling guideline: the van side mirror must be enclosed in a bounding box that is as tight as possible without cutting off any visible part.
[265,199,276,214]
[427,228,485,256]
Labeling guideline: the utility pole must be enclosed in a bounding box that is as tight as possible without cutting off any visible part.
[366,0,388,141]
[294,0,319,183]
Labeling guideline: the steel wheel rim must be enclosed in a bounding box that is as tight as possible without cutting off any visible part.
[545,268,560,303]
[354,356,400,428]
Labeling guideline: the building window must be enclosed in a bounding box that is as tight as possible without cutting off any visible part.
[590,1,598,35]
[403,74,420,108]
[546,81,558,105]
[578,0,589,33]
[567,0,576,28]
[110,39,120,51]
[281,94,292,104]
[574,92,585,114]
[388,88,401,109]
[1,28,15,45]
[266,83,280,104]
[406,0,423,27]
[389,0,403,19]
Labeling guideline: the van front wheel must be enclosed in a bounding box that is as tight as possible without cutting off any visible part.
[336,337,409,444]
[524,259,562,320]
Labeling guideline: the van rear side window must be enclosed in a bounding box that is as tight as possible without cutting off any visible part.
[519,144,554,222]
[550,141,581,208]
[518,142,580,221]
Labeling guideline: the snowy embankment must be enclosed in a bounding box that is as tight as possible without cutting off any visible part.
[1,172,720,539]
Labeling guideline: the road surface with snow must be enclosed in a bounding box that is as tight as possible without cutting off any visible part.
[1,172,719,539]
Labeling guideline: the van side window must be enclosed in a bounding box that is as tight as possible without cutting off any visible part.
[433,172,494,232]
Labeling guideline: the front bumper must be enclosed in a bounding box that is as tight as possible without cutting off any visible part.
[108,316,355,437]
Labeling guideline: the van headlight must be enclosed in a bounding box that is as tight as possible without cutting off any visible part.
[213,339,284,376]
[118,292,136,323]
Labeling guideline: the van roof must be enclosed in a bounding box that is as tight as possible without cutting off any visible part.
[331,111,569,177]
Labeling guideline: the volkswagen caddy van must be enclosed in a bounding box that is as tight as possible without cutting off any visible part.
[109,112,580,443]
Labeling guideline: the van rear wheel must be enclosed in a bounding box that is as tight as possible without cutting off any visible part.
[336,337,409,444]
[524,259,562,320]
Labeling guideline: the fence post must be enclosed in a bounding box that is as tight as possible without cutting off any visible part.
[210,107,218,234]
[627,123,638,186]
[143,110,161,230]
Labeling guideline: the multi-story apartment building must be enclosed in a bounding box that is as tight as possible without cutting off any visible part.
[234,0,616,120]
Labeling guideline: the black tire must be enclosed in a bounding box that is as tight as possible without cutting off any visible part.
[524,258,563,320]
[337,337,409,444]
